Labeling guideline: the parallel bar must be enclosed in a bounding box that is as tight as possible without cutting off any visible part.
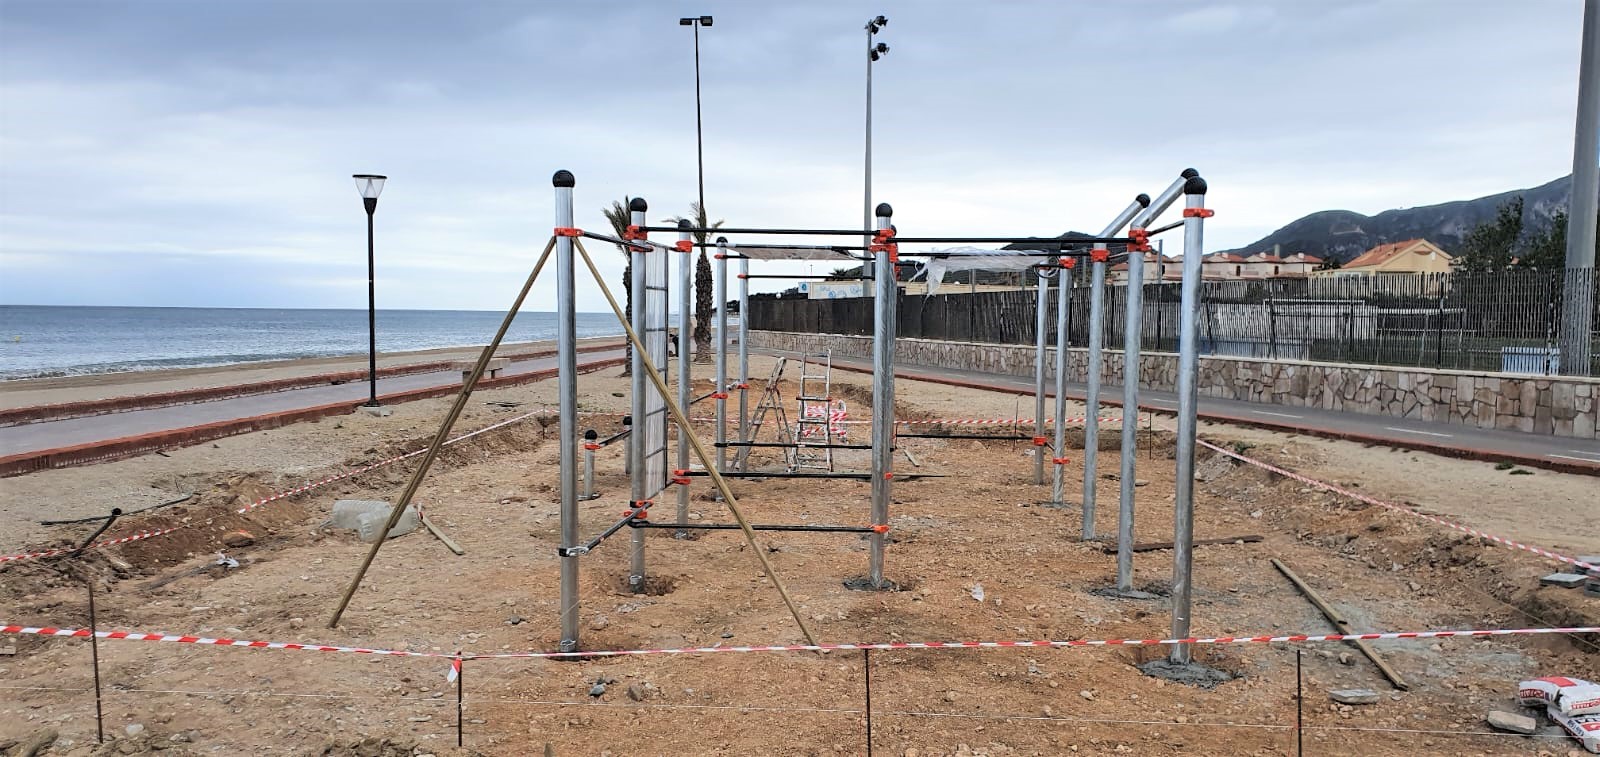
[717,441,875,450]
[640,226,874,236]
[679,470,946,481]
[560,506,648,558]
[898,433,1033,441]
[629,521,876,534]
[555,173,581,652]
[890,236,1133,245]
[1170,175,1209,665]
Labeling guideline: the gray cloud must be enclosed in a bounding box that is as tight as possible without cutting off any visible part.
[0,0,1587,308]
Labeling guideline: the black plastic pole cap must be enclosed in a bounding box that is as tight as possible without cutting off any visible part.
[1135,193,1151,207]
[678,218,694,229]
[584,429,598,440]
[622,415,632,426]
[716,236,728,244]
[875,202,893,218]
[1180,168,1199,179]
[1184,175,1208,195]
[552,170,575,188]
[629,197,648,212]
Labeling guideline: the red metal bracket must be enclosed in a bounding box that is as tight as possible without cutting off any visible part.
[735,383,750,390]
[711,392,729,400]
[554,227,581,237]
[674,240,694,253]
[1183,208,1215,218]
[1090,248,1110,263]
[623,224,647,241]
[671,476,691,486]
[871,524,890,534]
[1128,228,1152,253]
[1051,457,1071,465]
[1059,257,1077,269]
[583,443,601,451]
[1032,436,1048,446]
[869,227,899,263]
[672,468,689,477]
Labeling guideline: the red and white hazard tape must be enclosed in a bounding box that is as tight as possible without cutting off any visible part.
[1,409,552,565]
[1199,440,1597,572]
[4,622,1594,661]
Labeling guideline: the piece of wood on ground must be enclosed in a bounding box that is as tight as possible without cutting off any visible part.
[1270,557,1410,691]
[1100,535,1262,554]
[421,514,466,556]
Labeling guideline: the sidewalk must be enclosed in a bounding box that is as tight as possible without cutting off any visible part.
[781,350,1600,475]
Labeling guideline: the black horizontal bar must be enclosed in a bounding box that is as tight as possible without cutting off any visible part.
[899,433,1033,441]
[709,242,870,252]
[628,521,875,534]
[578,230,653,251]
[738,274,864,280]
[558,505,647,557]
[891,236,1134,245]
[716,441,875,450]
[641,226,876,236]
[682,470,946,480]
[597,427,631,447]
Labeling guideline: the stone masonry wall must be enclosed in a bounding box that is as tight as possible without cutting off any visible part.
[746,331,1599,440]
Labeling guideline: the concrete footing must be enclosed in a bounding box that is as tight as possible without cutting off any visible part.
[1137,659,1234,689]
[358,405,393,417]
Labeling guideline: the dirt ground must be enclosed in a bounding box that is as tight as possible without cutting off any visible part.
[1,355,1597,756]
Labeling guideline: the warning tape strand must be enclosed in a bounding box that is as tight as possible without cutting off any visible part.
[3,623,1593,661]
[1198,440,1596,572]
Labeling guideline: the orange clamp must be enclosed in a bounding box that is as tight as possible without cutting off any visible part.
[623,224,647,241]
[714,253,726,260]
[1060,257,1077,269]
[583,443,601,451]
[671,476,691,486]
[711,392,729,400]
[736,383,750,389]
[674,240,694,252]
[1183,207,1215,218]
[737,274,748,279]
[1128,228,1152,253]
[1090,248,1110,263]
[626,507,650,520]
[1032,436,1048,446]
[884,472,895,480]
[673,468,689,477]
[1052,456,1071,465]
[554,227,581,237]
[871,524,890,534]
[869,228,900,263]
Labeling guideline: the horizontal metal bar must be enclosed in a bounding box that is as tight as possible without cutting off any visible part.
[628,521,876,534]
[898,432,1033,441]
[891,236,1134,245]
[640,226,876,236]
[738,274,864,280]
[558,506,646,557]
[716,441,875,450]
[579,229,656,251]
[681,470,945,480]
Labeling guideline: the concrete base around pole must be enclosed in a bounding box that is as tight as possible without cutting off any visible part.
[358,405,393,417]
[843,576,900,592]
[1089,586,1163,601]
[1137,659,1234,689]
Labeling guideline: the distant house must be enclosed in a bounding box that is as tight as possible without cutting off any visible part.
[1202,252,1249,279]
[1312,239,1452,278]
[1108,253,1185,283]
[1278,252,1323,276]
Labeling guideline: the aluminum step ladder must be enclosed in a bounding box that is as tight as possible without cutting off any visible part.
[793,352,837,472]
[732,358,796,471]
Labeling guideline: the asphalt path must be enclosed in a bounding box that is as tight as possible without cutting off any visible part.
[0,348,626,456]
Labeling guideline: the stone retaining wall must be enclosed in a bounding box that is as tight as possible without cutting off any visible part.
[747,331,1599,440]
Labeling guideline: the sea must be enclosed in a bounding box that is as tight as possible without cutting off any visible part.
[0,305,627,381]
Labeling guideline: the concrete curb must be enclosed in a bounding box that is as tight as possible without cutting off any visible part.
[0,356,627,478]
[0,341,625,427]
[822,361,1600,477]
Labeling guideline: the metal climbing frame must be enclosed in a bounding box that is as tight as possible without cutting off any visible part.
[627,202,672,593]
[733,358,796,471]
[794,351,837,471]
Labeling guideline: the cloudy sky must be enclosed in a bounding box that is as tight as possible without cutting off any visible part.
[0,0,1589,311]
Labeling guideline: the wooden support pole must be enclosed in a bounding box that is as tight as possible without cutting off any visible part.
[1271,558,1409,691]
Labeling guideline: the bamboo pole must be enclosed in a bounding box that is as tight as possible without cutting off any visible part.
[574,238,819,646]
[328,239,556,628]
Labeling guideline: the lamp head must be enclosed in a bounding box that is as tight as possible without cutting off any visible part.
[876,42,889,54]
[352,174,386,200]
[874,15,888,27]
[679,17,694,25]
[700,15,713,26]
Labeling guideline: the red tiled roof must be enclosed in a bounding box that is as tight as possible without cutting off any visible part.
[1344,239,1442,269]
[1205,253,1247,263]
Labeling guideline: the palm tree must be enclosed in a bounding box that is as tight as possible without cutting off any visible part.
[662,202,724,363]
[601,198,634,376]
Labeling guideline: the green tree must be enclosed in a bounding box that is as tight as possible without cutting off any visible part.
[827,266,860,280]
[1456,196,1523,272]
[601,198,634,376]
[662,202,724,364]
[1316,255,1342,271]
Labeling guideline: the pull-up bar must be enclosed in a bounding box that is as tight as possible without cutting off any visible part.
[641,226,874,236]
[892,235,1135,246]
[629,521,880,534]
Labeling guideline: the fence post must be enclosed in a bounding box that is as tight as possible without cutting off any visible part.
[1435,275,1446,368]
[1268,296,1278,359]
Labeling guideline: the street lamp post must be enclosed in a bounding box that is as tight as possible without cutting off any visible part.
[353,174,387,408]
[679,15,713,225]
[864,15,888,292]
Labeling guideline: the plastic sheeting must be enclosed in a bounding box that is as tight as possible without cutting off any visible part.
[724,244,860,261]
[913,247,1054,294]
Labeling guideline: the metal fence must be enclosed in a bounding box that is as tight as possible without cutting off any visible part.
[746,269,1600,376]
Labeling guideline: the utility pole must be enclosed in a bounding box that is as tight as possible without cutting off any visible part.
[1559,0,1598,376]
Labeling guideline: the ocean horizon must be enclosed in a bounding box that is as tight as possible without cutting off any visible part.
[0,304,630,381]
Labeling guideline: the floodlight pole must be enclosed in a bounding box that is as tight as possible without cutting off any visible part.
[554,170,581,653]
[1559,0,1599,376]
[863,16,888,293]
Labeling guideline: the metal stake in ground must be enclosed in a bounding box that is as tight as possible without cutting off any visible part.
[629,198,651,591]
[866,203,896,589]
[68,507,120,744]
[572,236,820,646]
[1032,267,1050,485]
[555,172,582,651]
[1049,258,1073,507]
[326,234,555,629]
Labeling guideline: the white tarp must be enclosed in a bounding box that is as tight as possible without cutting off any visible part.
[913,247,1056,294]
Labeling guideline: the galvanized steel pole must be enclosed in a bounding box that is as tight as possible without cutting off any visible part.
[1049,261,1073,506]
[1081,252,1107,539]
[554,170,581,653]
[628,199,650,593]
[716,237,730,475]
[1560,0,1599,376]
[1170,175,1209,665]
[1033,269,1049,485]
[676,220,694,535]
[1116,242,1145,590]
[868,203,896,588]
[737,252,751,463]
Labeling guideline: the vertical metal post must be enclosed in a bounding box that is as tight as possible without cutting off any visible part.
[581,430,597,501]
[1116,243,1146,591]
[1081,248,1107,540]
[1033,268,1049,485]
[715,237,730,477]
[738,255,751,458]
[868,203,895,588]
[676,220,694,535]
[553,170,580,653]
[364,210,380,407]
[628,199,650,593]
[863,26,874,261]
[1170,175,1209,665]
[1560,0,1599,376]
[1049,261,1073,506]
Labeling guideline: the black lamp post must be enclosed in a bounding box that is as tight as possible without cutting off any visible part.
[864,15,888,291]
[352,173,387,408]
[679,15,712,225]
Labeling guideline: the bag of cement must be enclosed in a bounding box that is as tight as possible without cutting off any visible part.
[1519,676,1592,706]
[1547,705,1600,754]
[1559,684,1600,718]
[323,499,419,542]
